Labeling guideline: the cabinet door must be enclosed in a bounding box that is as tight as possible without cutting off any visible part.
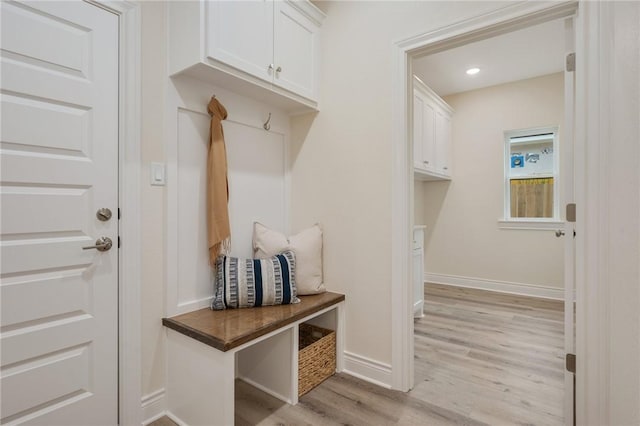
[422,102,436,172]
[435,110,452,176]
[413,91,424,169]
[273,1,318,100]
[206,1,274,83]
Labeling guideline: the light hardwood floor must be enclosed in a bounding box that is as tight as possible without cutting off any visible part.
[151,284,565,425]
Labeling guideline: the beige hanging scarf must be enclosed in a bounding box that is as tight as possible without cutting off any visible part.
[207,96,231,264]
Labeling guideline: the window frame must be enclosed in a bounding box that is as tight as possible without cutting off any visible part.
[500,126,561,230]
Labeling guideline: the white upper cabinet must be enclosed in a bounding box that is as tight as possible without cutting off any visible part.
[413,92,425,170]
[413,76,454,180]
[273,1,318,100]
[169,1,324,113]
[206,1,274,83]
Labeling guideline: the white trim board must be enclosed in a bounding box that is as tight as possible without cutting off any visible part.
[343,352,392,389]
[165,412,188,426]
[86,1,143,425]
[141,389,167,426]
[497,219,564,230]
[425,273,565,301]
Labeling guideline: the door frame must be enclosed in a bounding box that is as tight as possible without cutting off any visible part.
[390,0,579,412]
[87,1,142,425]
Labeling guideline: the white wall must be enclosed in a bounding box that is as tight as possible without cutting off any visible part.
[578,2,640,424]
[140,0,167,404]
[290,0,507,368]
[419,73,565,294]
[414,181,426,227]
[137,2,640,422]
[607,2,640,420]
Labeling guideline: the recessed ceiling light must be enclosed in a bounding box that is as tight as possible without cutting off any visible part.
[466,67,480,75]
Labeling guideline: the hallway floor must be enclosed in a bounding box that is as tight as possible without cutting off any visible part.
[152,284,565,425]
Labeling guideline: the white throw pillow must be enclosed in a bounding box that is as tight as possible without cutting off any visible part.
[253,222,325,295]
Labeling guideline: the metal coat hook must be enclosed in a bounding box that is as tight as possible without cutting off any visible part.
[263,112,271,131]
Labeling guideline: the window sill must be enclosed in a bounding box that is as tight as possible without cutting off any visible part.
[498,219,564,230]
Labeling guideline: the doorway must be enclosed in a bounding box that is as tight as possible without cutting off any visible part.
[411,17,573,425]
[389,2,579,425]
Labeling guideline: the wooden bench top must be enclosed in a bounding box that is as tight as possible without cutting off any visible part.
[162,292,345,352]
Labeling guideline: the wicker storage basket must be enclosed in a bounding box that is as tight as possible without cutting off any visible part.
[298,323,336,397]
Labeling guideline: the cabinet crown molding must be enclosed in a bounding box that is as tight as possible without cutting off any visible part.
[413,75,454,114]
[286,0,326,26]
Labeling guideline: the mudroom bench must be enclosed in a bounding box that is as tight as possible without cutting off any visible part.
[162,292,345,426]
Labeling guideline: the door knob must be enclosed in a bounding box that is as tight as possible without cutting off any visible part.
[555,230,565,238]
[83,236,113,252]
[96,208,112,221]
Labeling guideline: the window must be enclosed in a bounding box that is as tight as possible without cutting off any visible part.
[503,127,559,226]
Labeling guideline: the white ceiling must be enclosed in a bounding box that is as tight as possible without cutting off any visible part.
[412,19,566,97]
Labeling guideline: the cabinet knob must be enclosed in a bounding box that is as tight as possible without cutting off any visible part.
[276,66,282,74]
[423,160,429,164]
[268,64,274,72]
[443,166,448,170]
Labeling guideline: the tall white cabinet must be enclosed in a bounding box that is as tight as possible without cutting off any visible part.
[413,76,454,180]
[169,0,324,112]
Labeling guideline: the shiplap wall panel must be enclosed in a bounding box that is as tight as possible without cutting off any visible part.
[170,76,289,313]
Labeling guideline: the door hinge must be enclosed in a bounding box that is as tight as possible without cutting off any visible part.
[566,203,576,222]
[566,53,576,72]
[118,236,121,248]
[566,353,576,373]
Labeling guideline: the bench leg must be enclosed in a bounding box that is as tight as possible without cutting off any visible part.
[167,329,235,426]
[336,302,345,372]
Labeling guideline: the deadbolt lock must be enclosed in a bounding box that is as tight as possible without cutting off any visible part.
[96,208,112,222]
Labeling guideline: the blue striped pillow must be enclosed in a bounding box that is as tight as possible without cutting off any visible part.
[211,251,299,310]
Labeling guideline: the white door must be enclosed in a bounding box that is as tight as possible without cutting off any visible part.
[207,0,274,83]
[562,16,577,426]
[0,2,119,425]
[273,0,318,100]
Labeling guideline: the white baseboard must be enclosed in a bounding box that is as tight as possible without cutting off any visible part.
[425,272,565,300]
[343,351,392,389]
[141,388,166,425]
[175,296,213,315]
[237,376,293,404]
[165,411,187,426]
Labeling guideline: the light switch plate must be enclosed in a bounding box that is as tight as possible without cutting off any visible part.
[150,162,166,186]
